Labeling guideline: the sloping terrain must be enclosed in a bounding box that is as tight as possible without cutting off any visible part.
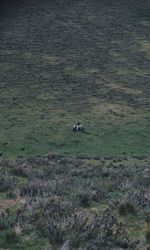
[0,154,150,249]
[0,0,150,157]
[0,1,150,249]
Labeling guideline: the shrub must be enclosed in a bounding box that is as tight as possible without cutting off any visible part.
[11,166,28,178]
[118,201,136,215]
[0,221,6,231]
[6,190,17,199]
[145,222,150,243]
[77,192,91,208]
[5,229,19,243]
[145,213,150,243]
[0,176,14,192]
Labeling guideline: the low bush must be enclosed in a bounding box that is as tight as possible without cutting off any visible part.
[0,177,14,192]
[5,229,19,243]
[145,223,150,243]
[77,192,92,208]
[118,201,136,215]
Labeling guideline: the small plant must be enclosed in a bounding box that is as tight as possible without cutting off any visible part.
[145,213,150,243]
[5,229,19,243]
[118,201,136,215]
[77,192,91,208]
[11,166,28,178]
[0,176,14,192]
[0,221,6,231]
[145,222,150,243]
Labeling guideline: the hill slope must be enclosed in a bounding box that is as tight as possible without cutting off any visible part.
[0,0,150,156]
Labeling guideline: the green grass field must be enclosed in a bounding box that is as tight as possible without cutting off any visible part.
[0,0,150,157]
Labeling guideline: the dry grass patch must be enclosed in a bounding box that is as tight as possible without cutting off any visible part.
[0,63,13,72]
[104,82,143,95]
[0,198,26,210]
[24,52,33,59]
[90,99,134,118]
[139,39,150,58]
[64,66,88,78]
[42,55,62,65]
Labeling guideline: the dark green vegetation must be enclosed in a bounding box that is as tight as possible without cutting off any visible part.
[0,154,150,249]
[0,0,150,157]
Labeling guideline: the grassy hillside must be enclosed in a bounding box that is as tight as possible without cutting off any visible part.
[0,0,150,157]
[0,1,150,249]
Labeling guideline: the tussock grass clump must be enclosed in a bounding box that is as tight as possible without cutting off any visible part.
[0,221,6,231]
[118,201,136,215]
[145,223,150,243]
[10,166,29,178]
[145,213,150,243]
[0,176,14,192]
[77,192,92,208]
[5,229,19,243]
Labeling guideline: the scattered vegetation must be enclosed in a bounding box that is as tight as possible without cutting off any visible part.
[0,154,150,249]
[145,223,150,243]
[145,213,150,243]
[118,201,136,216]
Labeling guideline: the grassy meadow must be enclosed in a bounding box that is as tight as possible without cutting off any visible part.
[0,0,150,157]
